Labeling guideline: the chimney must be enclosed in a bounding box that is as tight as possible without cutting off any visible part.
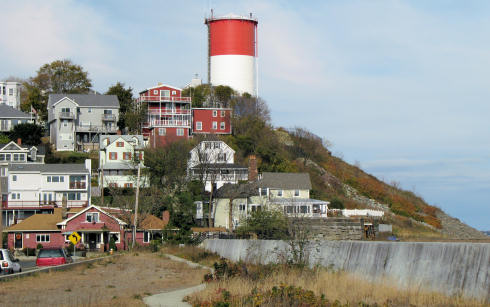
[248,155,258,182]
[62,195,68,219]
[17,138,21,146]
[162,210,170,226]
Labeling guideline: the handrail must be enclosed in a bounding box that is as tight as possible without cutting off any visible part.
[147,108,191,115]
[2,201,89,209]
[137,96,191,103]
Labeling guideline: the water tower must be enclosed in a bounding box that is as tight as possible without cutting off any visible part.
[205,12,258,96]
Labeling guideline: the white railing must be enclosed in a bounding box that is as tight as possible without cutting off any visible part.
[144,120,191,128]
[76,124,118,133]
[329,209,384,217]
[147,108,191,115]
[137,96,191,103]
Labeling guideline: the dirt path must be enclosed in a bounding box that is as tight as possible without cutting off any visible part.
[144,254,213,307]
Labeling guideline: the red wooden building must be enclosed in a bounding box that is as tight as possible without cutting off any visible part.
[138,84,192,148]
[192,108,232,135]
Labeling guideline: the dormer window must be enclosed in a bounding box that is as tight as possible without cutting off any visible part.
[86,212,99,223]
[260,188,267,196]
[278,190,283,197]
[294,190,300,197]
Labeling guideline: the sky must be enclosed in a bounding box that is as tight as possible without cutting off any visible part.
[1,0,489,230]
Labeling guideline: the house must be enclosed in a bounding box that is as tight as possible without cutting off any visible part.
[0,104,34,132]
[192,108,232,135]
[0,81,22,110]
[99,134,148,188]
[187,140,248,192]
[2,160,91,227]
[211,172,329,229]
[47,94,120,151]
[138,84,192,148]
[5,205,167,250]
[0,139,46,177]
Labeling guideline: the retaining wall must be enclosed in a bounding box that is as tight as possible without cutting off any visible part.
[202,239,489,300]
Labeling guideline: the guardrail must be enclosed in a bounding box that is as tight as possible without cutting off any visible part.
[137,96,191,103]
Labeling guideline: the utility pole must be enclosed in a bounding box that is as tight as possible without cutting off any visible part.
[100,163,104,206]
[132,164,141,249]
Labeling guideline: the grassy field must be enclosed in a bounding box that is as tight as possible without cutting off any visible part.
[0,252,207,307]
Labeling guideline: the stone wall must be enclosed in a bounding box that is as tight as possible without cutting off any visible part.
[307,217,363,240]
[202,239,490,301]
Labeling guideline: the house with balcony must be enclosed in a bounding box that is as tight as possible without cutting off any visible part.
[187,140,248,192]
[1,160,91,227]
[48,94,120,151]
[138,84,192,148]
[0,139,46,177]
[0,81,22,110]
[99,134,148,188]
[211,172,329,230]
[0,104,34,133]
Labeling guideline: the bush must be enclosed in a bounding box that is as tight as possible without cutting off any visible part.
[109,237,118,252]
[36,243,43,249]
[329,198,345,209]
[149,239,161,252]
[236,208,289,240]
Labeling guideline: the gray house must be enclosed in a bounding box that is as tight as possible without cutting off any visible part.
[0,104,33,132]
[48,94,120,151]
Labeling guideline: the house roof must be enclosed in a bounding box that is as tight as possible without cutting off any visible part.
[8,163,89,173]
[258,172,312,190]
[0,104,32,119]
[138,214,168,230]
[6,209,63,232]
[191,163,247,170]
[99,135,145,150]
[139,84,182,94]
[0,142,46,155]
[48,94,119,108]
[269,198,329,205]
[216,182,260,198]
[57,205,127,226]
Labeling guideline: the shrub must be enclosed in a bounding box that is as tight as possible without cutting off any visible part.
[109,237,118,252]
[329,198,345,209]
[149,239,160,252]
[36,243,43,249]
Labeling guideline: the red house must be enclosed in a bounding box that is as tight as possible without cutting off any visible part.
[192,108,232,135]
[138,84,192,148]
[5,206,168,251]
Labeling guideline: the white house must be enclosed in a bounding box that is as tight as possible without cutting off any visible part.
[0,104,34,132]
[2,160,91,227]
[0,140,46,177]
[99,135,148,188]
[0,82,22,110]
[187,140,248,192]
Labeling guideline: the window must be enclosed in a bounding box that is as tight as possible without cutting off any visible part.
[0,154,4,161]
[212,110,217,117]
[13,154,19,161]
[196,121,202,131]
[104,109,112,114]
[52,176,60,183]
[160,90,170,98]
[9,88,13,96]
[11,193,20,200]
[217,153,226,162]
[124,183,133,188]
[220,122,225,130]
[212,121,217,130]
[123,152,132,160]
[153,90,158,95]
[110,233,120,244]
[221,110,225,117]
[213,142,220,149]
[172,90,177,95]
[278,190,283,197]
[88,108,92,113]
[158,128,166,136]
[109,152,117,160]
[143,231,150,243]
[5,154,10,161]
[239,204,246,212]
[60,176,64,182]
[12,175,17,181]
[63,120,68,127]
[68,192,81,200]
[116,141,124,147]
[86,212,99,223]
[204,142,212,149]
[61,107,70,113]
[260,188,267,196]
[294,190,300,197]
[47,176,51,182]
[176,128,184,136]
[36,234,50,242]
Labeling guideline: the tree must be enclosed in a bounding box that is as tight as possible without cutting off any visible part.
[182,84,211,108]
[24,59,92,121]
[236,208,289,240]
[9,123,44,146]
[213,85,235,107]
[0,134,10,144]
[106,82,134,131]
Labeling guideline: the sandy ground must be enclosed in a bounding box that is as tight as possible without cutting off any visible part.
[0,252,208,307]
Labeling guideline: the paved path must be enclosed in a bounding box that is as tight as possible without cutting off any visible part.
[144,254,213,307]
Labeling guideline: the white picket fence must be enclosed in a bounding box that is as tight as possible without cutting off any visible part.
[329,209,384,217]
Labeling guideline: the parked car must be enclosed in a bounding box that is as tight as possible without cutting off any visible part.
[36,248,73,267]
[0,249,22,274]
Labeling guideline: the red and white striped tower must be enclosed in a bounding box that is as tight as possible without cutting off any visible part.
[205,12,258,96]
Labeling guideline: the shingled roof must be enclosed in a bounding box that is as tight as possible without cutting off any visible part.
[8,163,89,173]
[258,172,312,190]
[0,104,31,119]
[216,182,260,198]
[6,209,63,232]
[48,94,119,108]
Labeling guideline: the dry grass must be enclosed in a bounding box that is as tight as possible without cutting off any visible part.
[190,266,486,307]
[161,245,221,267]
[0,252,208,307]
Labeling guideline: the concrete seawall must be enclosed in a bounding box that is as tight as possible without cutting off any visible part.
[202,239,489,300]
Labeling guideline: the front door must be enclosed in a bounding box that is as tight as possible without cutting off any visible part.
[88,233,97,250]
[14,233,22,249]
